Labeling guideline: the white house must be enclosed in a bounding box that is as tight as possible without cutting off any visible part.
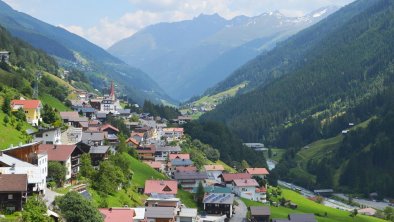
[232,179,259,200]
[245,168,269,179]
[33,128,62,145]
[0,151,47,194]
[204,165,224,183]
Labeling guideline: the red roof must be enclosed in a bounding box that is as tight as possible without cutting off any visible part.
[0,174,27,192]
[144,180,178,195]
[220,173,251,182]
[38,144,77,161]
[204,165,224,171]
[246,168,269,175]
[176,166,197,172]
[169,154,190,160]
[233,179,259,187]
[100,124,119,132]
[256,186,267,193]
[99,208,135,222]
[11,100,41,109]
[144,161,162,169]
[126,138,139,145]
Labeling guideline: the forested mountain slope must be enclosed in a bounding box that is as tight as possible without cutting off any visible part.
[0,0,172,104]
[201,0,394,197]
[206,0,376,96]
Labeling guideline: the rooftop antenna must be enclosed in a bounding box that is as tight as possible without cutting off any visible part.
[33,70,42,99]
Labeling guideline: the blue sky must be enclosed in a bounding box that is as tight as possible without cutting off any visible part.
[3,0,355,48]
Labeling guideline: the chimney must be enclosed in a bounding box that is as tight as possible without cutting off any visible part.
[109,208,112,212]
[53,145,57,149]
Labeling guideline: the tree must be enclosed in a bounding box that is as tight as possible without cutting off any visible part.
[56,192,103,222]
[48,161,66,187]
[241,160,250,171]
[268,147,273,159]
[22,195,52,222]
[195,181,205,206]
[383,207,394,221]
[94,161,126,195]
[14,107,26,121]
[79,153,95,179]
[2,96,11,115]
[42,104,59,125]
[350,209,358,221]
[3,115,9,125]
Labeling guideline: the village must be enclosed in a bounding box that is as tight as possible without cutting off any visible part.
[0,81,372,222]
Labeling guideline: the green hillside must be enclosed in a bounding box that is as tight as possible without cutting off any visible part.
[243,188,387,222]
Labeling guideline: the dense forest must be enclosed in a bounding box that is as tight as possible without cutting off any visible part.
[184,121,267,169]
[198,0,394,196]
[142,100,181,120]
[202,0,394,147]
[0,26,69,102]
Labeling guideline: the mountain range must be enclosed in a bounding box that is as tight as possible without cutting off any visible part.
[0,0,173,105]
[196,0,394,195]
[108,7,338,101]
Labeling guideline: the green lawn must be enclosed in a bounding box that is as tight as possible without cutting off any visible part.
[40,93,71,111]
[0,111,35,150]
[269,148,286,162]
[215,160,237,173]
[130,157,166,187]
[242,189,387,222]
[177,189,198,208]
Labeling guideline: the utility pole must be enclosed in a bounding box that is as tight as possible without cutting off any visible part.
[33,70,42,99]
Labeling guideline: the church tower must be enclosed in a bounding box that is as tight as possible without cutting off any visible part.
[109,81,115,101]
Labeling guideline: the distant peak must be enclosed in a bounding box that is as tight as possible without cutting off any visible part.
[307,5,339,18]
[195,13,225,20]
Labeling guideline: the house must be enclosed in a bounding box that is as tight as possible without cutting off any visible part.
[203,193,234,218]
[0,50,10,63]
[144,180,178,196]
[89,145,111,167]
[100,81,121,114]
[204,165,224,182]
[144,161,163,172]
[2,142,48,193]
[0,174,27,212]
[249,206,270,222]
[0,152,47,194]
[162,128,184,141]
[173,171,208,191]
[100,124,120,144]
[358,208,377,216]
[82,132,105,146]
[75,107,96,118]
[60,111,89,128]
[136,145,156,161]
[146,193,180,208]
[175,116,192,125]
[130,132,145,144]
[245,168,269,179]
[219,173,251,187]
[144,207,176,222]
[255,186,267,203]
[232,179,259,201]
[272,214,317,222]
[10,99,42,125]
[176,208,197,222]
[99,208,135,222]
[191,185,232,194]
[155,146,181,161]
[38,144,84,183]
[168,154,190,161]
[131,208,145,222]
[32,128,62,145]
[169,159,193,174]
[175,166,197,173]
[126,137,140,148]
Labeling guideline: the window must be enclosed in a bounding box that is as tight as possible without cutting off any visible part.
[8,194,13,199]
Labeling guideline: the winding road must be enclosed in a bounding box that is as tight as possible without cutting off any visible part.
[230,197,247,222]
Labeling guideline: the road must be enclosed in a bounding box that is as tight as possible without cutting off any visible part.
[334,193,391,210]
[230,197,247,222]
[43,187,63,209]
[278,180,355,211]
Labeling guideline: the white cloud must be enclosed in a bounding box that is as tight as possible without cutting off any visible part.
[59,0,355,48]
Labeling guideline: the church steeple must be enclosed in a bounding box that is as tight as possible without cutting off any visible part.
[109,81,115,100]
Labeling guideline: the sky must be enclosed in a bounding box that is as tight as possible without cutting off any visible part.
[3,0,355,49]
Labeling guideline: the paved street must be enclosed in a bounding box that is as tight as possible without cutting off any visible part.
[334,193,391,211]
[230,197,247,222]
[43,187,63,208]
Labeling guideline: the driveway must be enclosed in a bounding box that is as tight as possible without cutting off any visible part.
[230,197,247,222]
[43,188,63,208]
